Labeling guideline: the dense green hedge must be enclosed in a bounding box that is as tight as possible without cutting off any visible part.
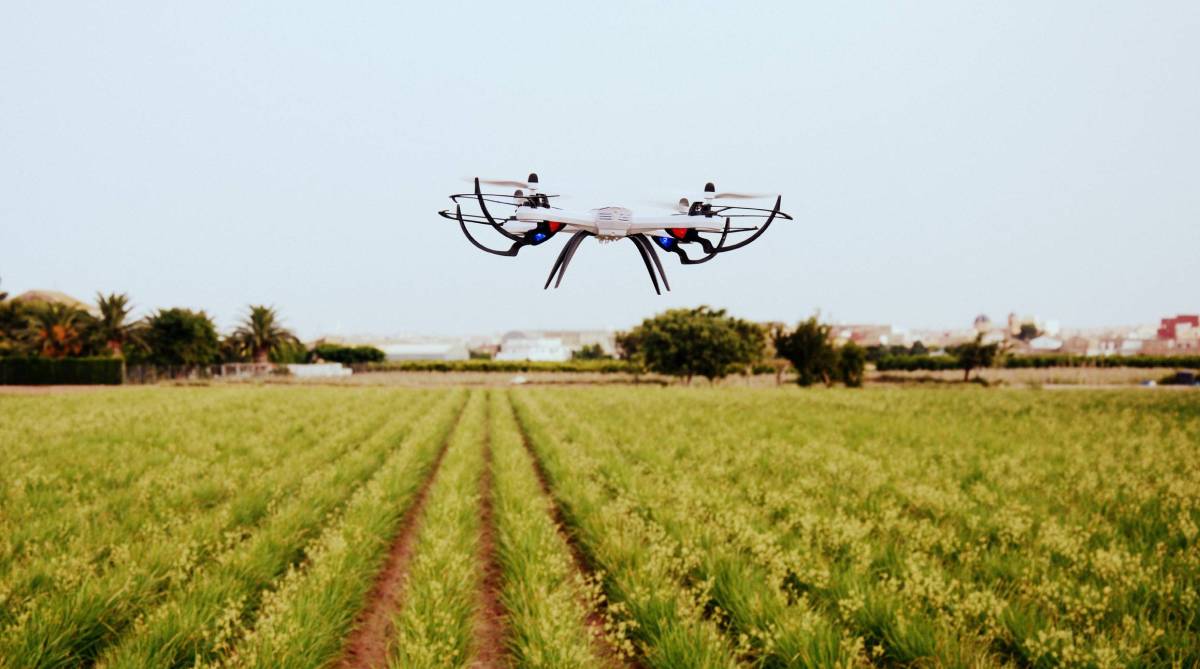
[1002,354,1200,369]
[874,355,961,371]
[362,359,638,374]
[876,353,1200,372]
[0,357,123,385]
[310,344,385,365]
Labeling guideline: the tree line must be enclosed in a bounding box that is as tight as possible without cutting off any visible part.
[0,283,381,368]
[616,307,867,387]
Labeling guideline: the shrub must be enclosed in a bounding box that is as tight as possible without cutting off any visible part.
[141,308,220,366]
[773,317,837,386]
[837,342,867,387]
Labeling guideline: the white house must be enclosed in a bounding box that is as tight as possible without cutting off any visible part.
[496,335,571,361]
[378,341,469,361]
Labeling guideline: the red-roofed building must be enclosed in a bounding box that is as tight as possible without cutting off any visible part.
[1157,315,1199,340]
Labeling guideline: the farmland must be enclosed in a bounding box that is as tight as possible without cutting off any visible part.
[1,386,1197,668]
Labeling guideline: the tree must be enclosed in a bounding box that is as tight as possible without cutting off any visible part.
[93,292,141,358]
[948,334,1000,381]
[773,316,837,386]
[617,306,763,383]
[1017,323,1040,342]
[0,281,30,356]
[910,340,928,356]
[28,302,89,358]
[837,341,867,387]
[231,305,299,363]
[143,308,220,367]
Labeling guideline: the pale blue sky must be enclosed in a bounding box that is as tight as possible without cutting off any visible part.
[2,2,1197,338]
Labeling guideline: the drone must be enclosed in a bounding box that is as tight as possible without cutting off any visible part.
[438,173,792,294]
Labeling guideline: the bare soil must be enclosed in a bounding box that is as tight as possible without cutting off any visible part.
[471,406,507,668]
[336,403,465,668]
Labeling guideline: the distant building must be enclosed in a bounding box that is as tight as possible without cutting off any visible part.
[1028,335,1063,352]
[496,334,571,361]
[496,330,614,361]
[374,339,469,361]
[1157,315,1200,341]
[833,324,899,347]
[11,290,96,314]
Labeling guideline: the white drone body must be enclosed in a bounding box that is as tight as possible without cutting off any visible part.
[438,173,792,294]
[512,205,731,240]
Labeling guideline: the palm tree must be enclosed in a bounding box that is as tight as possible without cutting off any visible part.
[0,279,26,355]
[95,292,141,358]
[232,305,299,363]
[29,302,87,358]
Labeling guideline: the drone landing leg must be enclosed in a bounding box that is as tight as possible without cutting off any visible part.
[554,231,590,288]
[543,231,590,289]
[628,237,661,295]
[543,238,574,289]
[633,235,670,291]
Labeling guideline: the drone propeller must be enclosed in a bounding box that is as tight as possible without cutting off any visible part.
[700,181,775,201]
[470,172,543,191]
[710,191,774,200]
[646,188,776,213]
[639,197,693,213]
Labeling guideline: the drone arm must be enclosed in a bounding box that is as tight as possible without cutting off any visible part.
[455,205,524,257]
[474,178,524,242]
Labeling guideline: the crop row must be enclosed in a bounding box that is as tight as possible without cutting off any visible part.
[513,387,1200,668]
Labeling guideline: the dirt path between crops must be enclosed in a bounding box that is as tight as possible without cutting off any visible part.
[337,399,466,669]
[470,400,507,668]
[507,395,643,669]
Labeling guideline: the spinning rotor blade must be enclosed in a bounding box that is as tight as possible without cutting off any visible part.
[711,191,774,200]
[470,172,544,191]
[478,178,533,189]
[641,198,691,213]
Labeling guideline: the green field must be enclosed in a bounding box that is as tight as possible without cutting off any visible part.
[1,386,1197,668]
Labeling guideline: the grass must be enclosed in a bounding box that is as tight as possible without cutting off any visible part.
[0,385,1196,668]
